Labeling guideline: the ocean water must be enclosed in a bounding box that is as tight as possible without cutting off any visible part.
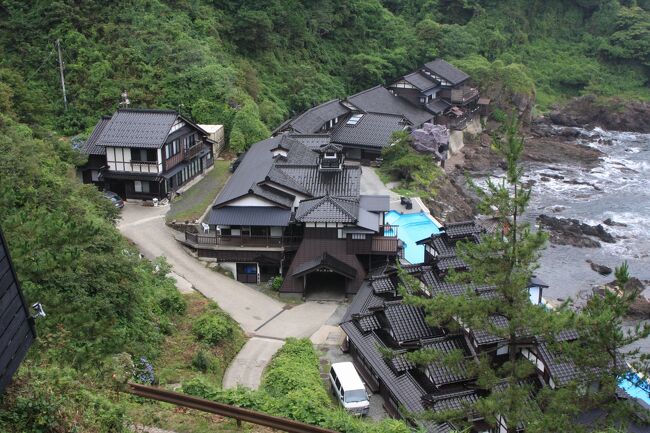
[524,128,650,302]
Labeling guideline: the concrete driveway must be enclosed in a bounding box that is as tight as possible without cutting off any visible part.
[117,203,341,389]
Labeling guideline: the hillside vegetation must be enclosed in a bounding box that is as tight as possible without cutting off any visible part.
[1,0,649,151]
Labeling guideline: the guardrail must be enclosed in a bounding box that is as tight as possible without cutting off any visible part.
[125,383,338,433]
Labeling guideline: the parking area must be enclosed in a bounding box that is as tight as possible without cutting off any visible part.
[317,344,389,421]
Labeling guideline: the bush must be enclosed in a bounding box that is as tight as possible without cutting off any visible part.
[192,309,236,345]
[269,276,283,291]
[191,349,218,373]
[159,290,187,315]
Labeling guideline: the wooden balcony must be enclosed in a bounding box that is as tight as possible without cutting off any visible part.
[184,231,301,250]
[128,160,160,173]
[450,87,479,105]
[184,144,202,162]
[346,226,399,255]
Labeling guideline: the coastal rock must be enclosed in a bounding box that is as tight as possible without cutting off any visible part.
[603,218,627,227]
[549,95,650,133]
[537,214,616,247]
[587,260,612,276]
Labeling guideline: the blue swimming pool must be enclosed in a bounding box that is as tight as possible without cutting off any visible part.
[385,210,442,264]
[619,372,650,405]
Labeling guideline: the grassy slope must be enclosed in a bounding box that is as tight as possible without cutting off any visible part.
[166,160,231,223]
[127,292,247,432]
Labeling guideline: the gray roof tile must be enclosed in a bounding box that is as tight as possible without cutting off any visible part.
[96,109,178,149]
[295,195,358,223]
[331,112,408,149]
[206,207,291,226]
[346,85,433,126]
[82,116,111,155]
[280,100,350,134]
[384,303,436,343]
[423,59,470,86]
[403,72,438,91]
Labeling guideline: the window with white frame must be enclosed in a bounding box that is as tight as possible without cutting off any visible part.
[134,180,150,193]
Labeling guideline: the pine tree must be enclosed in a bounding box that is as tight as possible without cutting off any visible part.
[400,117,578,431]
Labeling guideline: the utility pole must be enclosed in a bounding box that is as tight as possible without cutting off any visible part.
[55,39,68,111]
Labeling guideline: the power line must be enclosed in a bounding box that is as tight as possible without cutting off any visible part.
[25,48,56,81]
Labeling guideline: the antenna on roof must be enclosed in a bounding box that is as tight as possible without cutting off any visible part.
[120,90,131,108]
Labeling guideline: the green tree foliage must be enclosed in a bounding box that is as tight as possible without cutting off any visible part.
[229,101,270,153]
[380,131,443,198]
[607,6,650,66]
[184,338,413,432]
[614,261,630,286]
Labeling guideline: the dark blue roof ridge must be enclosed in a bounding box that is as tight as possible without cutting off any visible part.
[117,107,178,114]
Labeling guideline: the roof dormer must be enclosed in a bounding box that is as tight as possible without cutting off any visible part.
[317,142,344,172]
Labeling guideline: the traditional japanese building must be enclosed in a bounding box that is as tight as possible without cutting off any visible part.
[273,58,481,161]
[180,133,400,296]
[79,108,215,200]
[340,221,648,433]
[0,228,36,394]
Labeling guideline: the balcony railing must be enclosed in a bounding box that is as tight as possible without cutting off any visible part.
[450,87,479,104]
[129,160,160,173]
[184,144,202,162]
[346,225,399,255]
[184,231,301,248]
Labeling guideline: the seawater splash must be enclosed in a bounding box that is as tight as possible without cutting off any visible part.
[472,129,650,300]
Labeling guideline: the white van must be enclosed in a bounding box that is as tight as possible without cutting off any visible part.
[329,362,370,415]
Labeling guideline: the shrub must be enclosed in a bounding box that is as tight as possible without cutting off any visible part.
[159,290,187,315]
[269,276,283,291]
[191,349,218,373]
[192,309,236,345]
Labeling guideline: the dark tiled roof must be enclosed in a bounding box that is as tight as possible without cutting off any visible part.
[289,133,331,148]
[96,109,178,149]
[346,86,433,126]
[214,135,280,206]
[214,134,360,207]
[295,195,358,223]
[425,99,451,115]
[384,303,436,343]
[340,322,427,412]
[423,337,470,387]
[281,99,350,134]
[356,314,381,333]
[424,389,479,412]
[423,59,470,86]
[331,113,408,149]
[278,165,361,197]
[536,342,579,386]
[291,252,357,279]
[444,221,483,239]
[82,116,111,155]
[403,72,438,91]
[435,254,467,271]
[389,353,416,373]
[205,206,291,226]
[472,315,508,346]
[372,276,396,294]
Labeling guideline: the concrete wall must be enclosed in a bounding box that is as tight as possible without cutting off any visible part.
[448,115,482,155]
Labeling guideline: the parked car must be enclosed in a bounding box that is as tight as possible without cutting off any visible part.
[329,362,370,415]
[103,191,124,208]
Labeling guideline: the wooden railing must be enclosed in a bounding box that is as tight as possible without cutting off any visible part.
[184,144,202,161]
[129,160,160,173]
[184,231,301,248]
[346,225,399,255]
[450,87,479,104]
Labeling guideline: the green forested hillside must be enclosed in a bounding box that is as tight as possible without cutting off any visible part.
[1,0,649,150]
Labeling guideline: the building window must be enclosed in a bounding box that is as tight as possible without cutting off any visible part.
[347,113,363,125]
[187,134,196,148]
[134,180,150,193]
[165,140,181,159]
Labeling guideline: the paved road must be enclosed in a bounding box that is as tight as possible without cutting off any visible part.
[117,203,340,389]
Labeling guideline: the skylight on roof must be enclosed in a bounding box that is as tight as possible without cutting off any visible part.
[347,113,364,125]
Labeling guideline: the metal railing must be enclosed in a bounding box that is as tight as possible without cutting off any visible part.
[125,383,337,433]
[185,231,301,248]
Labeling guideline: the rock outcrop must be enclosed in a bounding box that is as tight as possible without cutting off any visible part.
[549,95,650,133]
[537,214,616,248]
